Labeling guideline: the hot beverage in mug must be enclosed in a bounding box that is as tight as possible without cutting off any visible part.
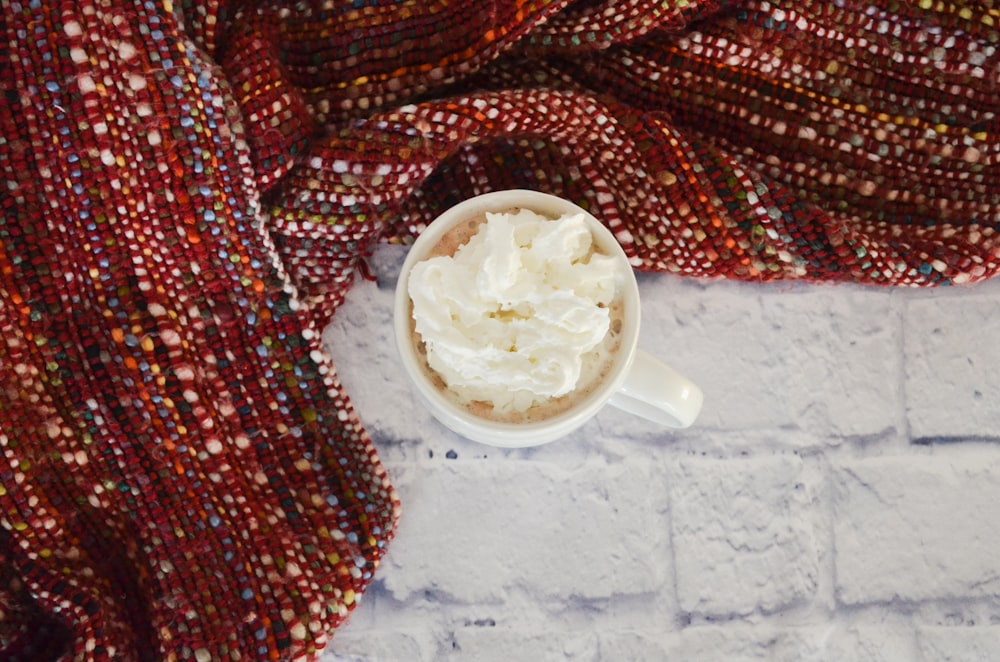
[406,206,626,424]
[394,190,702,447]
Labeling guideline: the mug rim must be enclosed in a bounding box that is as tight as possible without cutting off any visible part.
[393,189,641,447]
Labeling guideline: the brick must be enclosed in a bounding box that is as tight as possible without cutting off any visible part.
[379,460,666,603]
[622,626,792,662]
[917,626,1000,662]
[834,454,1000,604]
[666,625,862,662]
[668,455,819,615]
[903,287,1000,441]
[821,625,918,662]
[321,630,435,662]
[595,631,672,661]
[446,629,598,662]
[637,278,900,437]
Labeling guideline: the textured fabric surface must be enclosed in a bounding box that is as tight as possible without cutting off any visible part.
[1,0,998,660]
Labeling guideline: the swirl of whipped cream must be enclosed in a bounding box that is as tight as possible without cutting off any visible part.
[408,208,620,414]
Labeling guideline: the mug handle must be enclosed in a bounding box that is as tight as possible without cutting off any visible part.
[609,348,703,428]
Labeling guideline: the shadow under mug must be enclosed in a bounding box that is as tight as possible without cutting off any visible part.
[394,189,703,447]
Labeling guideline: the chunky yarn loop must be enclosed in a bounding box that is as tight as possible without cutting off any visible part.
[2,0,998,660]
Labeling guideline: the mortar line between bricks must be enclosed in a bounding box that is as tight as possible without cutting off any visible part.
[661,453,686,629]
[813,451,838,616]
[895,292,914,446]
[913,435,1000,445]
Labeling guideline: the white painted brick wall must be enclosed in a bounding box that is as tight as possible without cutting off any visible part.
[321,244,1000,662]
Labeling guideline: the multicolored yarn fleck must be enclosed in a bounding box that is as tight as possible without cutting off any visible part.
[1,0,998,660]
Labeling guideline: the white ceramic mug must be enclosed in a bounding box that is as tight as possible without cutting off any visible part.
[393,190,703,447]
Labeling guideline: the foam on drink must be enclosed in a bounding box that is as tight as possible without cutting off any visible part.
[407,207,625,423]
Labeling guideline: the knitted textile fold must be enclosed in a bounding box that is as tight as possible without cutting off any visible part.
[1,0,998,660]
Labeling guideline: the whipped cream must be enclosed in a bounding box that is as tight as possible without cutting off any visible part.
[408,208,620,415]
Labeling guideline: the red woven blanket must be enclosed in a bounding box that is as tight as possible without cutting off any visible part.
[2,1,997,659]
